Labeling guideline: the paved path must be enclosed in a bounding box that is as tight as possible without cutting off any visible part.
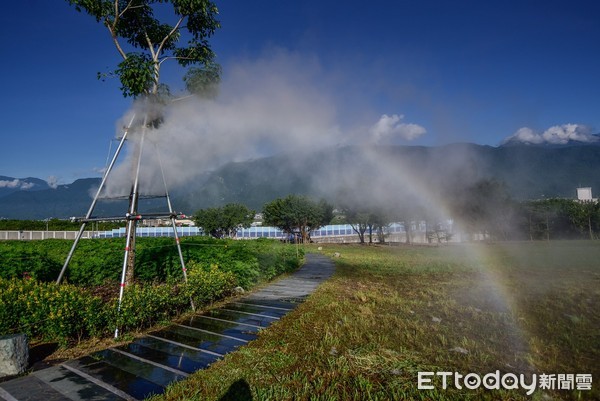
[0,254,335,401]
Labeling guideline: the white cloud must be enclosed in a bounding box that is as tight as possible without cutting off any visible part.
[368,114,426,143]
[0,179,33,190]
[0,179,22,188]
[542,124,595,144]
[46,176,59,189]
[503,124,598,145]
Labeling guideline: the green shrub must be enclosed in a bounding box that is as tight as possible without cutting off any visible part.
[0,238,304,344]
[0,244,62,281]
[0,278,106,345]
[108,282,189,333]
[185,261,237,304]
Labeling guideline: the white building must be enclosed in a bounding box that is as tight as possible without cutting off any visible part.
[576,187,598,202]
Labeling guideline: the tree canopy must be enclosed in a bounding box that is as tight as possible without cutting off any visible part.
[66,0,221,98]
[263,195,333,243]
[193,203,255,239]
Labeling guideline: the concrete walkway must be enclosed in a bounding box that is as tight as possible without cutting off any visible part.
[0,254,335,401]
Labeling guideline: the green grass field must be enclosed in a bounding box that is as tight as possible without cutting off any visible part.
[151,241,600,401]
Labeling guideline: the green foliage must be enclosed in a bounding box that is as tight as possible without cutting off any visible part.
[0,237,303,343]
[115,53,156,98]
[193,203,255,239]
[566,200,600,239]
[255,241,303,281]
[0,278,106,345]
[183,61,221,98]
[178,238,302,289]
[334,179,395,244]
[108,282,189,332]
[0,247,61,282]
[184,262,237,304]
[66,0,220,97]
[519,198,585,240]
[0,237,302,287]
[263,195,333,243]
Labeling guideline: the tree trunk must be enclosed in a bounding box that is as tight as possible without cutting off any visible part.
[124,120,147,285]
[350,223,366,243]
[125,187,138,286]
[405,221,412,244]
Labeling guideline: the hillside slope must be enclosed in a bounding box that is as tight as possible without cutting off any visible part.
[1,144,599,219]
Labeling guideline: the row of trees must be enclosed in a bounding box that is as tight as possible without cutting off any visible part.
[193,195,333,243]
[520,198,600,241]
[444,179,600,241]
[192,181,600,243]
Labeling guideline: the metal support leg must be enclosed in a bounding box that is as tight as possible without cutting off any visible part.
[115,117,147,338]
[56,117,134,284]
[155,143,195,311]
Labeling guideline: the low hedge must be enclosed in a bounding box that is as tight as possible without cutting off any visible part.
[0,239,304,345]
[0,278,106,344]
[0,237,303,287]
[0,263,236,345]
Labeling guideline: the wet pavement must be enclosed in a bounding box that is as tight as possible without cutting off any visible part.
[0,254,334,401]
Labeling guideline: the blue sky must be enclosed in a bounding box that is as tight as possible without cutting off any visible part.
[1,0,599,184]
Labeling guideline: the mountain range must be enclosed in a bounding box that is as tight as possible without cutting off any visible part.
[1,143,599,220]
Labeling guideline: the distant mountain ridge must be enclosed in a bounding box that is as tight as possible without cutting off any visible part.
[0,176,51,198]
[1,143,599,220]
[500,133,600,148]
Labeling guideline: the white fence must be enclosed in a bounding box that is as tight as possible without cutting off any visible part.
[0,231,96,240]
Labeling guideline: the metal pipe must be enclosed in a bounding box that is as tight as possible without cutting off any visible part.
[115,115,147,338]
[75,212,179,223]
[56,115,136,284]
[155,142,195,311]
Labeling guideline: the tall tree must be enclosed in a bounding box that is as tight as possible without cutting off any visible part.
[336,184,398,244]
[66,0,221,283]
[567,200,599,240]
[193,203,254,239]
[335,185,376,244]
[67,0,221,98]
[263,195,332,243]
[519,198,580,241]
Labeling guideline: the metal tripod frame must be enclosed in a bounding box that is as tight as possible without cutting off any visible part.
[55,112,192,338]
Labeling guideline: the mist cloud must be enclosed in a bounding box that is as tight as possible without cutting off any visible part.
[103,50,426,198]
[503,124,598,145]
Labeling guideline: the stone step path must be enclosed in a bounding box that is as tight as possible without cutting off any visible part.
[0,254,334,401]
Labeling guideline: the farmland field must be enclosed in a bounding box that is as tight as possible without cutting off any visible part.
[153,241,600,401]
